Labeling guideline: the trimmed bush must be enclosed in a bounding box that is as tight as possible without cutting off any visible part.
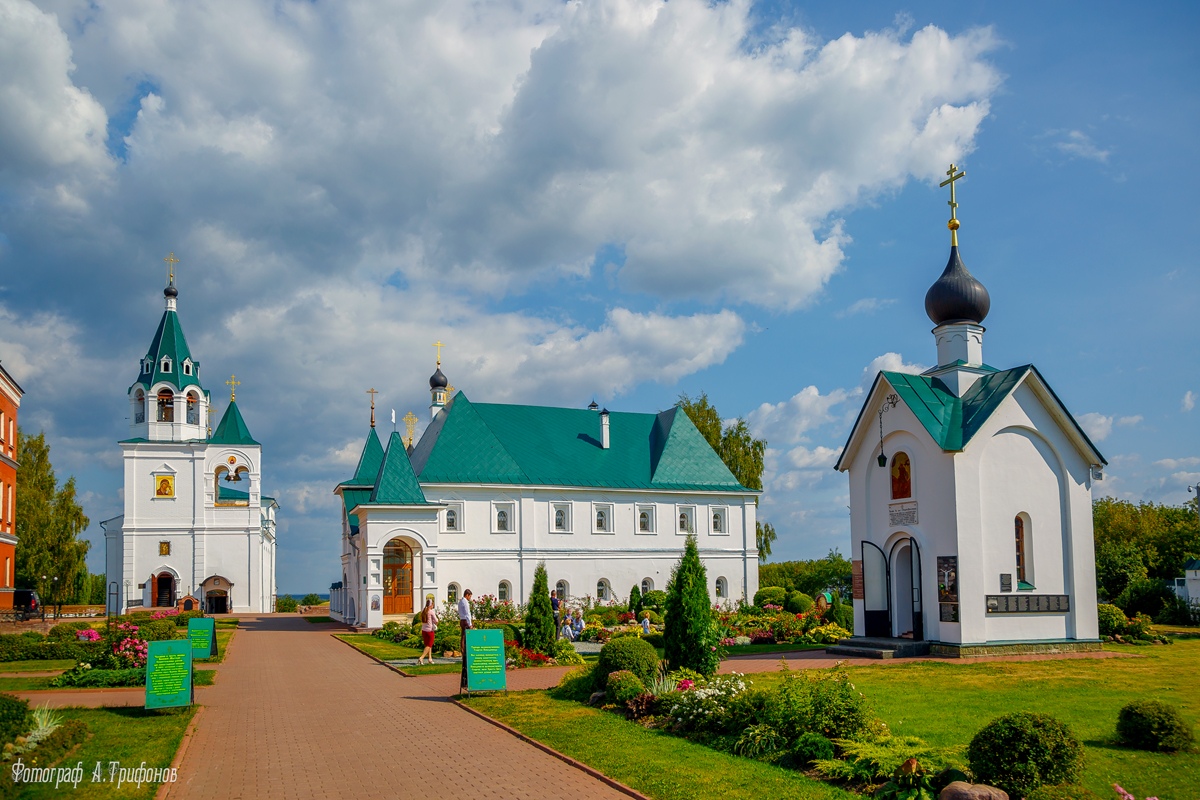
[606,670,647,704]
[141,619,180,641]
[275,595,299,612]
[785,591,814,614]
[523,562,556,656]
[1113,579,1174,619]
[825,599,854,631]
[664,534,720,676]
[754,587,787,608]
[550,665,596,702]
[47,621,93,640]
[174,610,205,627]
[641,590,668,611]
[0,634,105,663]
[1096,603,1127,637]
[1116,699,1195,752]
[628,585,642,617]
[595,636,659,689]
[0,695,29,747]
[968,712,1083,798]
[788,731,834,766]
[51,666,145,688]
[641,632,664,648]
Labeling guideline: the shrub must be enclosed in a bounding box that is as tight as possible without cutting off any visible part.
[141,619,180,641]
[812,736,966,783]
[641,590,668,611]
[374,621,405,641]
[47,621,93,640]
[733,724,787,759]
[606,670,647,704]
[0,634,106,663]
[524,562,556,656]
[754,587,787,608]
[1113,579,1174,619]
[786,731,835,767]
[641,632,664,649]
[660,674,750,734]
[625,693,657,720]
[762,667,877,742]
[1154,595,1200,626]
[50,665,145,688]
[595,636,659,689]
[628,585,642,617]
[1097,604,1127,637]
[785,592,814,614]
[552,639,585,665]
[825,598,854,631]
[174,610,205,627]
[1123,613,1153,639]
[1115,699,1195,752]
[643,610,664,625]
[301,593,322,606]
[0,696,28,748]
[275,595,298,612]
[664,534,720,676]
[968,712,1083,798]
[551,665,596,702]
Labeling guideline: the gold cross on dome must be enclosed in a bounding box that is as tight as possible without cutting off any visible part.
[226,375,241,401]
[366,387,378,428]
[403,411,418,447]
[433,340,444,366]
[939,164,966,246]
[164,252,180,285]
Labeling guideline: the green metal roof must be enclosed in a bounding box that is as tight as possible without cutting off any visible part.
[341,488,372,533]
[883,366,1030,451]
[409,393,751,492]
[1182,558,1200,571]
[131,308,202,393]
[210,400,259,446]
[368,432,430,505]
[340,428,385,487]
[216,485,249,503]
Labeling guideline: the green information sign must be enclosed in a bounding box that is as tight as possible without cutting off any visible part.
[187,617,217,659]
[146,640,193,709]
[465,628,506,692]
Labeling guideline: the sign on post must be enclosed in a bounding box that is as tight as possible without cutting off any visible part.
[146,640,193,709]
[464,628,506,693]
[187,617,218,659]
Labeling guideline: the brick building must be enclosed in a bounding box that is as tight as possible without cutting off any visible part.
[0,362,23,609]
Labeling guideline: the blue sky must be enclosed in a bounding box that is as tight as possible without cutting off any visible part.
[0,0,1195,592]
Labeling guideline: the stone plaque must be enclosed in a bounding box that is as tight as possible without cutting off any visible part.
[1000,573,1013,593]
[851,560,865,600]
[888,502,918,526]
[939,602,959,622]
[985,594,1070,614]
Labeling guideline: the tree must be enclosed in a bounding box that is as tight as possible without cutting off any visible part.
[664,534,720,676]
[1095,540,1148,601]
[1092,498,1200,587]
[679,393,774,561]
[759,550,853,598]
[15,430,90,615]
[524,562,556,655]
[628,584,642,617]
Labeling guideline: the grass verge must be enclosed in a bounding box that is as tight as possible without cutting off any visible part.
[304,616,333,624]
[19,706,195,800]
[0,659,73,673]
[722,643,829,657]
[196,627,236,663]
[0,667,215,691]
[335,633,421,661]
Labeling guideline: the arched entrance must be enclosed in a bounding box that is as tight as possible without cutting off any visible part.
[155,572,176,607]
[861,542,889,637]
[889,537,923,640]
[383,539,414,615]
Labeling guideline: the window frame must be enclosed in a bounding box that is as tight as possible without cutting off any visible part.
[641,577,653,595]
[715,576,728,599]
[636,504,656,534]
[447,583,460,603]
[677,505,696,535]
[592,502,614,534]
[1015,513,1034,589]
[492,502,515,534]
[498,581,511,603]
[441,503,464,534]
[551,502,572,534]
[596,579,611,602]
[710,506,729,536]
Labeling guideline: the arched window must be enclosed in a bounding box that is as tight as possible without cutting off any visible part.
[496,509,509,531]
[143,359,151,374]
[498,581,510,602]
[186,391,200,425]
[679,513,687,531]
[596,579,610,601]
[1015,515,1032,586]
[715,577,727,599]
[891,452,912,500]
[641,578,653,595]
[160,356,172,373]
[712,512,723,533]
[555,509,566,530]
[157,390,174,422]
[447,583,460,603]
[182,359,193,376]
[446,508,457,531]
[134,390,146,424]
[595,509,607,531]
[556,580,568,600]
[639,511,650,531]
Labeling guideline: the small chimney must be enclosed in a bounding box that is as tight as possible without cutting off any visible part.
[600,408,610,449]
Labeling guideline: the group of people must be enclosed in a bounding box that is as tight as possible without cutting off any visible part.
[551,590,585,641]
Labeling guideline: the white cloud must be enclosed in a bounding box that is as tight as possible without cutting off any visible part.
[836,298,896,318]
[1154,457,1200,471]
[1078,412,1114,442]
[1116,415,1142,427]
[1048,129,1111,163]
[1183,391,1195,412]
[748,385,852,445]
[862,352,929,388]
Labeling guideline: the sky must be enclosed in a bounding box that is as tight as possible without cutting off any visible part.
[0,0,1196,593]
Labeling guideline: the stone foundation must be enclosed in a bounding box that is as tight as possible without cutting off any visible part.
[930,639,1102,658]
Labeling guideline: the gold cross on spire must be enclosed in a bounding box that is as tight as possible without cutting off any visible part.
[366,387,378,428]
[403,411,418,447]
[433,340,444,366]
[225,375,241,401]
[164,252,180,285]
[206,404,215,437]
[939,163,966,247]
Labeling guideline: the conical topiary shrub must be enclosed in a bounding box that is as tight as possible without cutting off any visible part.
[664,534,720,676]
[523,561,556,656]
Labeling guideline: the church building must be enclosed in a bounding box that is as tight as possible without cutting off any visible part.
[103,261,278,614]
[329,356,759,628]
[834,166,1105,655]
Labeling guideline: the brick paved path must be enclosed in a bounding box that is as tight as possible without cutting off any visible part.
[165,616,628,800]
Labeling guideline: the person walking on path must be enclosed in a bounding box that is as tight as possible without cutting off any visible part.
[417,598,438,665]
[550,590,560,639]
[457,589,473,689]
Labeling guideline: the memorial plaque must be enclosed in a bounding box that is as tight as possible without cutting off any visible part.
[851,560,865,600]
[939,602,959,622]
[999,573,1012,593]
[936,556,958,603]
[187,617,217,659]
[146,640,192,709]
[888,502,918,526]
[465,628,506,692]
[985,594,1070,614]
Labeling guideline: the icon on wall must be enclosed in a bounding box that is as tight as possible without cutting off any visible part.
[155,475,175,498]
[370,595,381,611]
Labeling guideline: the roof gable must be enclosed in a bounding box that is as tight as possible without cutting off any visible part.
[650,407,744,489]
[210,400,259,446]
[414,393,529,485]
[369,432,430,505]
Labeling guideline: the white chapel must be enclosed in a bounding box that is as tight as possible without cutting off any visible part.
[103,266,278,614]
[834,166,1105,655]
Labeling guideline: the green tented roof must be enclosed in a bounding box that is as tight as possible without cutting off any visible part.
[883,367,1030,451]
[210,400,259,446]
[340,428,385,487]
[368,432,430,505]
[341,488,372,533]
[409,393,752,492]
[1182,558,1200,571]
[131,308,202,393]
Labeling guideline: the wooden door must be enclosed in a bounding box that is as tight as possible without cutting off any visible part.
[383,541,413,615]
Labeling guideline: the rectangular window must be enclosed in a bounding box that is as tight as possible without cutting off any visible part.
[710,507,728,535]
[551,502,572,533]
[677,505,696,535]
[493,503,515,534]
[636,505,655,534]
[4,557,9,588]
[592,503,614,534]
[441,503,464,533]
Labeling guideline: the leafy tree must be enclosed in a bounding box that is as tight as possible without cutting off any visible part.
[759,550,853,598]
[628,584,642,617]
[664,534,720,676]
[15,431,90,615]
[1092,498,1200,587]
[523,562,556,655]
[679,393,775,562]
[1095,540,1148,601]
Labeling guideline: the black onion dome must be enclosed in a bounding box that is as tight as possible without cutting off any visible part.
[164,284,178,298]
[924,246,990,325]
[429,367,448,390]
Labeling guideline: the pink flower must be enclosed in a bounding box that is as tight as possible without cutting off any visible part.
[677,679,695,691]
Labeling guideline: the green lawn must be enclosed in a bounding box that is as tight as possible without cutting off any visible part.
[470,641,1200,800]
[334,633,421,661]
[0,667,215,692]
[401,663,462,676]
[19,706,195,800]
[723,643,829,657]
[0,659,74,673]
